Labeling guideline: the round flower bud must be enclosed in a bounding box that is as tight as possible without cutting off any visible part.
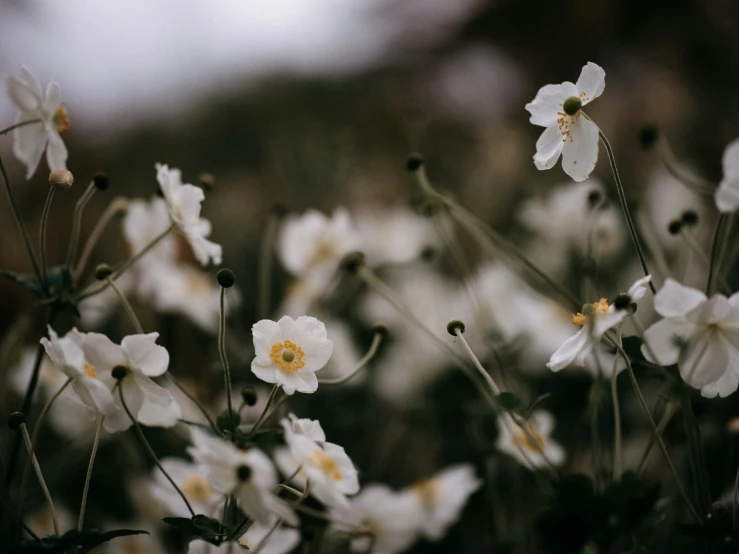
[49,168,74,189]
[8,412,26,430]
[217,268,236,288]
[614,293,631,310]
[217,409,241,432]
[340,251,365,275]
[198,173,215,191]
[406,153,424,172]
[236,465,252,482]
[93,172,110,191]
[112,366,128,380]
[562,96,582,116]
[241,387,258,407]
[681,210,699,226]
[372,323,388,338]
[95,263,112,280]
[667,219,683,235]
[420,246,436,262]
[446,318,465,336]
[639,125,659,149]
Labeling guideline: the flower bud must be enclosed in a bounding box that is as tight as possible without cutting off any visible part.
[681,210,699,226]
[586,189,604,210]
[667,219,683,235]
[112,366,128,380]
[95,263,113,280]
[562,96,582,116]
[198,173,215,191]
[93,172,110,191]
[446,318,465,336]
[406,153,424,172]
[372,323,388,338]
[420,246,436,262]
[639,125,659,149]
[241,387,258,407]
[217,409,241,432]
[49,168,74,189]
[8,412,26,431]
[614,293,631,311]
[340,251,365,275]
[217,268,236,288]
[236,464,252,482]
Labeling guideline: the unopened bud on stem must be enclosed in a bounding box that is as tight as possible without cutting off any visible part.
[49,169,74,189]
[447,318,466,336]
[95,263,112,280]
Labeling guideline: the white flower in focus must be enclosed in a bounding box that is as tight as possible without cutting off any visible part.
[496,411,565,470]
[251,316,333,395]
[77,331,181,427]
[40,327,129,433]
[156,164,222,266]
[642,279,739,397]
[4,64,68,178]
[402,464,481,541]
[547,276,652,371]
[715,138,739,212]
[150,458,224,518]
[187,428,297,526]
[525,62,605,181]
[331,484,421,554]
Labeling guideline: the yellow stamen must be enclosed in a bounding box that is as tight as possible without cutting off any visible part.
[182,474,214,503]
[309,450,343,481]
[515,426,545,453]
[52,105,70,134]
[571,297,609,326]
[83,359,98,379]
[411,478,439,508]
[270,340,305,372]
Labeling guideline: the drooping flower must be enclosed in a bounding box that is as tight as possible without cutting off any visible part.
[4,64,68,178]
[187,428,297,526]
[525,62,605,182]
[547,275,652,372]
[156,164,222,266]
[251,316,333,395]
[715,138,739,212]
[400,464,481,541]
[150,458,224,518]
[642,279,739,397]
[495,411,566,470]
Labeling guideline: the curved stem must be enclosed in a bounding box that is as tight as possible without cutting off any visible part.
[0,119,42,136]
[39,187,55,292]
[611,325,624,480]
[219,287,235,435]
[318,330,384,385]
[637,399,678,473]
[65,182,97,273]
[454,329,501,395]
[75,197,129,282]
[164,372,221,436]
[19,424,58,535]
[78,416,104,531]
[707,214,729,295]
[248,385,279,438]
[107,277,144,334]
[654,136,715,196]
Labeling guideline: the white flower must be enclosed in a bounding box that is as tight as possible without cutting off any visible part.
[496,411,565,470]
[40,327,129,433]
[188,522,300,554]
[401,464,481,541]
[331,484,421,554]
[187,428,298,526]
[547,276,652,372]
[156,163,222,266]
[150,458,224,518]
[525,62,605,182]
[4,64,68,178]
[123,198,176,269]
[715,138,739,212]
[281,413,326,443]
[642,279,739,397]
[76,331,181,427]
[251,315,333,395]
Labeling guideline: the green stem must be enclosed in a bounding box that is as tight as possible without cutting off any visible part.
[65,182,97,273]
[75,197,129,282]
[39,187,55,292]
[611,325,624,480]
[219,287,235,436]
[107,277,144,334]
[78,416,104,531]
[0,119,42,136]
[248,385,279,438]
[318,330,384,385]
[19,424,58,535]
[706,214,729,295]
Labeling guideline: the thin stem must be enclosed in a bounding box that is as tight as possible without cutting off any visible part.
[454,329,501,395]
[219,286,235,436]
[318,330,384,385]
[164,372,221,436]
[682,228,731,293]
[637,399,678,473]
[734,464,739,532]
[0,119,42,135]
[118,385,195,516]
[636,211,670,286]
[654,136,715,196]
[107,277,144,334]
[65,182,97,272]
[249,385,279,438]
[78,416,104,531]
[19,424,58,535]
[251,518,282,554]
[611,325,624,480]
[707,214,729,295]
[39,187,55,291]
[0,153,42,286]
[681,393,710,515]
[258,210,280,319]
[594,126,656,294]
[75,197,129,282]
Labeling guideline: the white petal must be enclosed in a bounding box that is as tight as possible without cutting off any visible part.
[187,233,222,266]
[252,319,282,363]
[13,122,47,179]
[525,83,576,127]
[251,362,278,384]
[627,275,652,301]
[276,316,296,339]
[575,62,606,105]
[18,64,43,98]
[533,125,564,171]
[716,177,739,213]
[562,117,599,182]
[173,184,205,227]
[128,372,181,427]
[78,332,127,373]
[679,331,730,389]
[45,133,67,172]
[653,278,706,318]
[547,328,589,371]
[685,295,732,326]
[121,333,169,376]
[722,138,739,179]
[4,75,40,112]
[641,317,693,365]
[593,306,626,337]
[43,81,62,113]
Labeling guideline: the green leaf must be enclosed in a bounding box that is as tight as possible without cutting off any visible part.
[163,514,231,545]
[494,392,521,412]
[12,528,148,553]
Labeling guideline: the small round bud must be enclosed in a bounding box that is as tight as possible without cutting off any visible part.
[198,173,215,191]
[217,409,241,432]
[639,125,659,149]
[446,318,465,336]
[241,387,257,407]
[562,96,583,116]
[420,246,436,262]
[681,210,699,226]
[8,412,26,430]
[95,263,112,280]
[236,465,252,482]
[340,251,365,275]
[614,293,631,310]
[406,153,424,172]
[586,189,604,210]
[372,323,388,338]
[92,172,109,191]
[667,219,683,235]
[49,169,74,189]
[112,366,128,380]
[217,268,235,288]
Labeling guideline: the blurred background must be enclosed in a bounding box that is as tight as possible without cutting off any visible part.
[2,0,739,552]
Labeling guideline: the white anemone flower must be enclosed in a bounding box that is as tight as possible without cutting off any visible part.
[40,327,129,433]
[547,275,652,371]
[281,413,327,443]
[715,138,739,212]
[150,458,224,518]
[401,464,481,541]
[76,331,181,427]
[188,521,300,554]
[525,62,605,182]
[187,428,298,526]
[156,163,222,267]
[642,279,739,397]
[251,316,333,395]
[4,64,68,178]
[496,411,566,470]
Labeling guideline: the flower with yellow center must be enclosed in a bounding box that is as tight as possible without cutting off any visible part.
[83,359,98,379]
[571,298,609,326]
[496,412,565,471]
[52,105,70,134]
[309,449,344,481]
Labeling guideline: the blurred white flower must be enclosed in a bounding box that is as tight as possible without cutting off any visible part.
[123,198,176,278]
[26,504,74,538]
[97,520,164,554]
[525,62,605,182]
[77,331,181,427]
[281,413,327,443]
[187,427,297,525]
[150,458,224,518]
[189,522,300,554]
[3,64,68,178]
[401,464,481,541]
[353,206,435,267]
[156,163,222,266]
[251,315,333,395]
[547,276,651,372]
[331,484,421,554]
[715,138,739,212]
[495,411,565,470]
[642,279,739,397]
[313,318,363,385]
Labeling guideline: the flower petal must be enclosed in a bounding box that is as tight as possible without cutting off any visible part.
[252,319,282,363]
[716,177,739,213]
[547,328,589,371]
[13,122,47,179]
[121,333,169,376]
[43,81,61,113]
[562,116,599,182]
[641,317,693,365]
[525,83,576,127]
[653,279,706,318]
[4,75,41,112]
[45,132,68,172]
[575,62,606,105]
[251,362,278,384]
[78,332,127,373]
[276,316,295,339]
[127,372,181,427]
[533,125,564,171]
[627,275,652,302]
[679,330,730,389]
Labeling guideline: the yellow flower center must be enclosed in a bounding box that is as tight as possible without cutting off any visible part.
[411,478,439,509]
[309,450,343,481]
[572,298,609,326]
[83,359,98,379]
[515,425,545,453]
[182,473,214,503]
[52,105,70,134]
[270,340,305,372]
[309,238,338,268]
